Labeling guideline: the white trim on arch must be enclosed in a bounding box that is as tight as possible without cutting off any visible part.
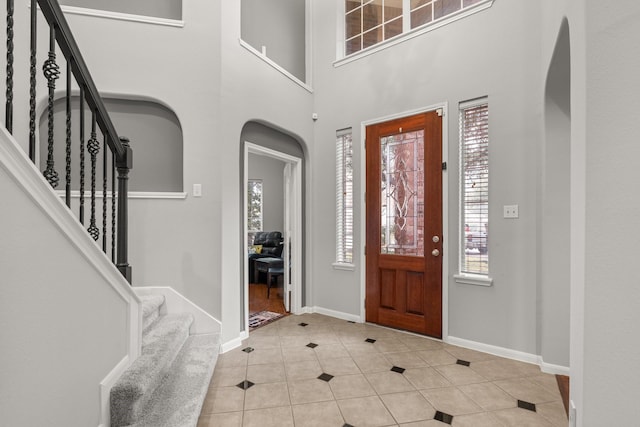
[359,102,449,340]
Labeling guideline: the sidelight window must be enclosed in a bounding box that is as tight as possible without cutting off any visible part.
[336,129,354,265]
[459,98,489,279]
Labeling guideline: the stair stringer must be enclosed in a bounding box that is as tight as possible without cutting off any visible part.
[0,128,142,427]
[133,286,222,335]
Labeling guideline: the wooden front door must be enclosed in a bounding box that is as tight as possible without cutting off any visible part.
[365,111,443,338]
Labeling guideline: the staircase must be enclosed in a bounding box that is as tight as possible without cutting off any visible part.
[110,294,220,427]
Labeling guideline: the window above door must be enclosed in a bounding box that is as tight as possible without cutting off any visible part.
[338,0,493,65]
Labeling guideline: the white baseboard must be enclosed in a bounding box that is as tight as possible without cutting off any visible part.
[538,358,570,376]
[221,333,247,353]
[309,306,362,323]
[446,336,539,364]
[98,356,130,427]
[446,335,570,375]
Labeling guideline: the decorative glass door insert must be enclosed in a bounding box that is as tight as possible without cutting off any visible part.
[380,130,424,256]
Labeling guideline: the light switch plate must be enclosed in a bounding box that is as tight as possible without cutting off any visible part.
[504,204,519,218]
[193,184,202,197]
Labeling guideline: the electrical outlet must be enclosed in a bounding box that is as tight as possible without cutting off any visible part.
[504,204,519,218]
[193,184,202,197]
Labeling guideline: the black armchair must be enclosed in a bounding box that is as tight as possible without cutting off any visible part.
[248,231,284,282]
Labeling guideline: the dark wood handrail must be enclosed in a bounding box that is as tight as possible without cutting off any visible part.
[36,0,131,169]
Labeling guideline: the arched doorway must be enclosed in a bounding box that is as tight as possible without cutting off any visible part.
[240,121,306,333]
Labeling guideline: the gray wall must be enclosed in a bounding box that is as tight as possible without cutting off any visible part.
[59,0,182,20]
[581,0,640,424]
[39,97,183,192]
[241,0,306,82]
[248,153,285,234]
[312,0,545,354]
[0,145,129,426]
[242,121,305,160]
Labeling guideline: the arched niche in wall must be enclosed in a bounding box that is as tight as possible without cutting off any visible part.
[38,96,183,193]
[59,0,182,20]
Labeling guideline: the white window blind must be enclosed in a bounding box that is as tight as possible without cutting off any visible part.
[336,129,354,264]
[247,179,263,232]
[459,99,489,276]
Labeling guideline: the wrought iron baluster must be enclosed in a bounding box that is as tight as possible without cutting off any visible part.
[87,114,99,241]
[29,0,37,161]
[112,155,116,262]
[33,0,132,281]
[117,137,132,283]
[43,27,60,188]
[102,138,107,253]
[79,89,85,224]
[6,0,14,133]
[65,62,72,207]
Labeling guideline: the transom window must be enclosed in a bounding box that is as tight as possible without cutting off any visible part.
[345,0,490,56]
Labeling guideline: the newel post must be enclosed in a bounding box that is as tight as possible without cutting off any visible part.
[116,137,133,283]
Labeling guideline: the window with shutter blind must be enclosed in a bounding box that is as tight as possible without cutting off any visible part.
[344,0,492,57]
[247,179,263,245]
[459,99,489,278]
[247,180,263,232]
[336,129,354,265]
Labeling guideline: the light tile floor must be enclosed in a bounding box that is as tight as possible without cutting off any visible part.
[198,313,567,427]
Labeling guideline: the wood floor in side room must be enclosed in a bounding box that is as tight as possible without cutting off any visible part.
[249,282,287,315]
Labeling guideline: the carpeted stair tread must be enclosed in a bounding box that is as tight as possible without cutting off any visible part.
[140,295,165,332]
[111,313,194,427]
[130,333,221,427]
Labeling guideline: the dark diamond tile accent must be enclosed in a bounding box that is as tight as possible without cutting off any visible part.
[518,400,537,412]
[456,359,471,367]
[343,424,354,427]
[434,410,454,424]
[318,373,334,382]
[365,338,377,343]
[236,380,255,390]
[391,366,406,374]
[306,343,318,348]
[242,347,255,353]
[299,322,309,327]
[347,321,356,323]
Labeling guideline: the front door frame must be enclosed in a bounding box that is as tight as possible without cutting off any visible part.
[359,103,449,339]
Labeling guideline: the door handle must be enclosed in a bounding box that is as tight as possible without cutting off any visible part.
[432,249,440,257]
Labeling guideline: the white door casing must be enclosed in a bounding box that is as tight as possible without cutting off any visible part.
[244,142,303,332]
